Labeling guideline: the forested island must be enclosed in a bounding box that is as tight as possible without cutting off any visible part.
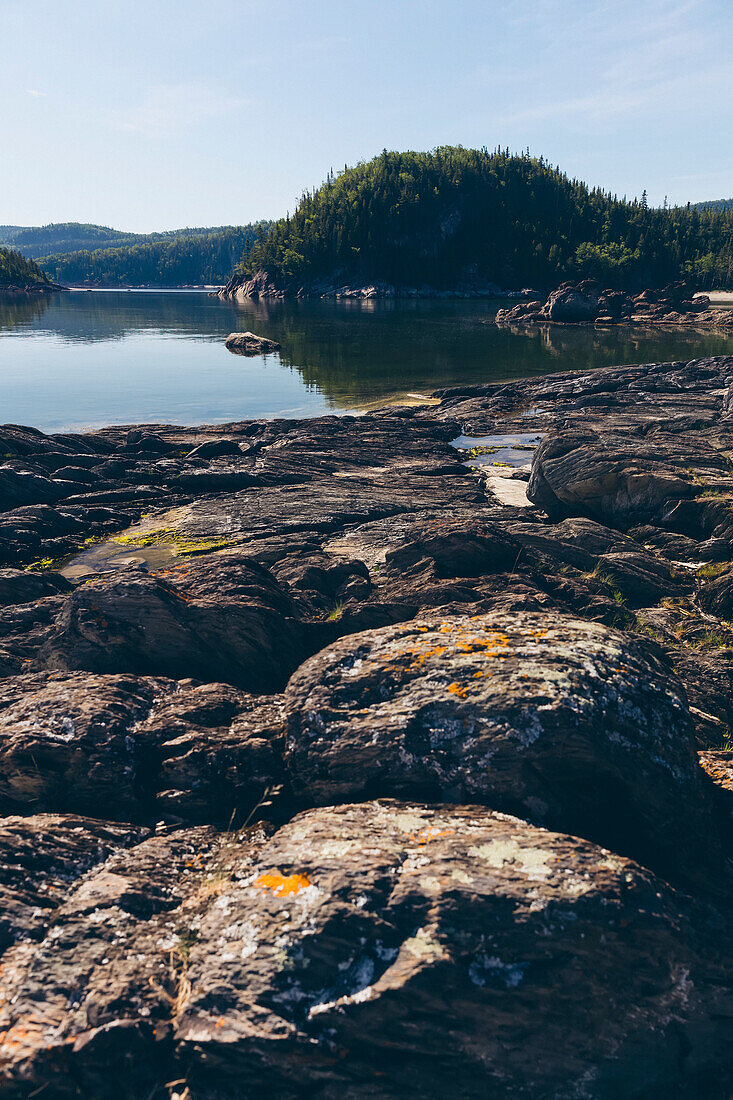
[0,246,58,293]
[223,148,733,299]
[0,223,272,287]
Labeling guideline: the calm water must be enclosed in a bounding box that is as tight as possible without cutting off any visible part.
[2,290,733,433]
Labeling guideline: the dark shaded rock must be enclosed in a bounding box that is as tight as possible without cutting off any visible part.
[698,567,733,618]
[0,673,285,822]
[0,466,67,512]
[384,518,522,578]
[40,562,312,693]
[0,568,70,608]
[176,801,733,1100]
[284,611,717,883]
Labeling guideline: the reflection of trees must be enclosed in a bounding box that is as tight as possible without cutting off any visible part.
[233,299,733,407]
[5,291,733,414]
[0,290,242,343]
[0,292,52,332]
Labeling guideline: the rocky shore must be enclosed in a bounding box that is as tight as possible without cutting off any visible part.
[218,268,536,302]
[4,356,733,1095]
[496,279,733,329]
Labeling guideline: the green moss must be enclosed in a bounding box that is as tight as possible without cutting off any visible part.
[24,556,64,572]
[697,561,733,580]
[112,527,241,557]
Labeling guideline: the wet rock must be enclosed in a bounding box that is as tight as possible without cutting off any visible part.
[225,331,281,355]
[176,801,733,1099]
[284,610,716,882]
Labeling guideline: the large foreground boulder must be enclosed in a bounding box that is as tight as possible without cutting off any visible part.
[4,803,732,1098]
[176,801,733,1098]
[285,611,717,882]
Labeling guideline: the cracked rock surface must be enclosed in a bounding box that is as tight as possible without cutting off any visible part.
[3,356,733,1096]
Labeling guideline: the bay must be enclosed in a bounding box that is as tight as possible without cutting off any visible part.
[2,289,733,433]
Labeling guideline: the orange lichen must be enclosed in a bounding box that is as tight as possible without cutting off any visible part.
[447,682,468,698]
[409,827,456,844]
[254,871,312,897]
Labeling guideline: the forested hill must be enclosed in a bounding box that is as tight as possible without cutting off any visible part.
[0,247,54,289]
[695,199,733,213]
[239,148,733,292]
[0,223,255,260]
[0,224,134,258]
[37,224,272,287]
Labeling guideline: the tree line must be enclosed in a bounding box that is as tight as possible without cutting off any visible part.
[0,247,53,288]
[40,224,273,287]
[240,148,733,291]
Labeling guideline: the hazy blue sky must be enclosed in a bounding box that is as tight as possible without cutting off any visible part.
[4,0,731,231]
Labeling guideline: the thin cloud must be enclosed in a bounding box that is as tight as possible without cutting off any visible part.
[26,89,45,97]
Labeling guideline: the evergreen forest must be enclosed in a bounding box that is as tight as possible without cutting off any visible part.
[240,148,733,291]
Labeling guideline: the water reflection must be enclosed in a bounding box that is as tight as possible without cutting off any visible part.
[2,290,733,432]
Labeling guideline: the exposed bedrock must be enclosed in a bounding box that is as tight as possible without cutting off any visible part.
[0,673,285,824]
[3,356,733,1095]
[284,610,721,886]
[0,803,732,1098]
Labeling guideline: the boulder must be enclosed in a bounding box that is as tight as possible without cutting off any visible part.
[225,331,281,355]
[39,559,314,692]
[543,283,600,323]
[176,801,733,1099]
[527,430,696,524]
[284,610,716,881]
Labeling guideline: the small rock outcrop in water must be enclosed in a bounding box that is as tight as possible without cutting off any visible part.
[5,357,733,1093]
[224,330,280,354]
[496,278,733,328]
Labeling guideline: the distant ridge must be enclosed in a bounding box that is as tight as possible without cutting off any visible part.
[694,199,733,213]
[0,223,274,287]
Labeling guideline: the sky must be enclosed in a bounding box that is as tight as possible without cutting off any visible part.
[3,0,732,231]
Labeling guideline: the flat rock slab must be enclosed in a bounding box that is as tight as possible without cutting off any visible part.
[285,610,716,882]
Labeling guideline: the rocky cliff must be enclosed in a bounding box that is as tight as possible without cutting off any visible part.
[3,357,733,1095]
